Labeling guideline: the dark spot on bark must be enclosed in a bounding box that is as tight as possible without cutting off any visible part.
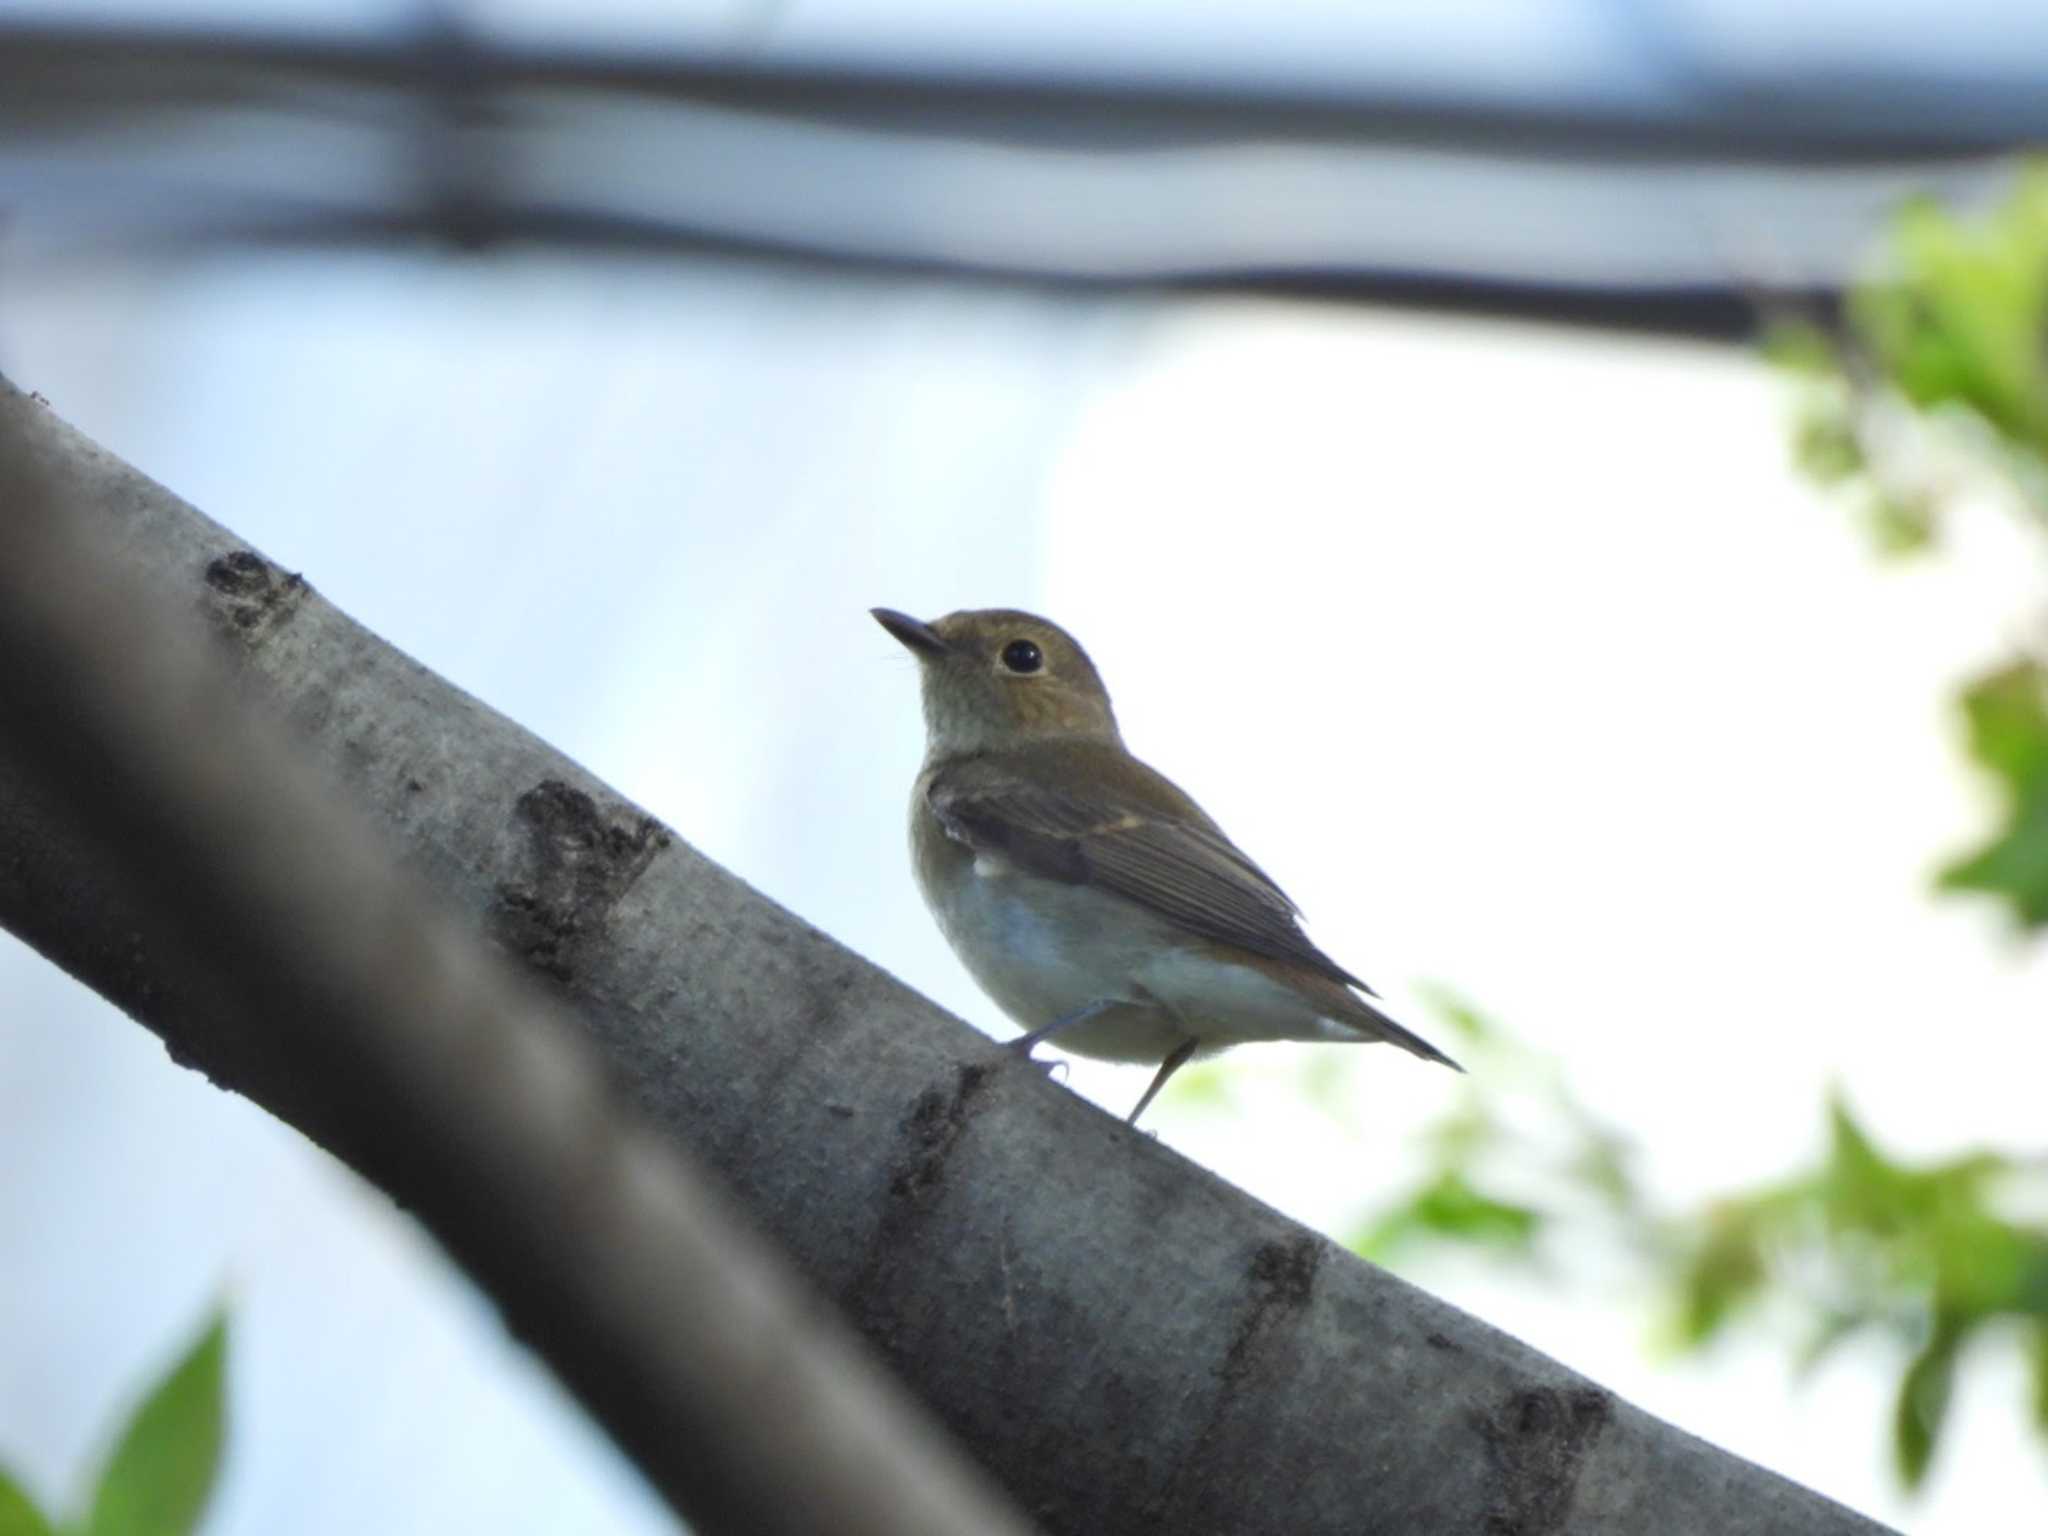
[1219,1234,1322,1384]
[1249,1234,1318,1303]
[1145,1231,1326,1526]
[888,1062,992,1203]
[1474,1386,1612,1535]
[489,779,670,984]
[843,1061,996,1338]
[204,549,266,595]
[1426,1330,1459,1351]
[203,549,308,637]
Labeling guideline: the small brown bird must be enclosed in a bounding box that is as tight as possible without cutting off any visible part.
[874,606,1459,1124]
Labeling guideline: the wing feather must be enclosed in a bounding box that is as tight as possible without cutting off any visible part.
[927,754,1377,995]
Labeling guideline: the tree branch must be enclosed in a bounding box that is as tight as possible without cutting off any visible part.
[0,377,1897,1535]
[0,390,1036,1536]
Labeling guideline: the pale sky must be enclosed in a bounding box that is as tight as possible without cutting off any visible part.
[0,247,2043,1534]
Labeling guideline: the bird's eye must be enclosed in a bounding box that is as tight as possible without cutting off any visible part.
[1000,639,1043,674]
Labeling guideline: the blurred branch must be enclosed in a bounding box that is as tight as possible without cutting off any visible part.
[0,393,1037,1536]
[8,17,2039,157]
[0,377,1901,1534]
[0,19,2036,339]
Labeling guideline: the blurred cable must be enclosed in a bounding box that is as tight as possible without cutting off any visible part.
[1,17,2040,338]
[0,387,1039,1536]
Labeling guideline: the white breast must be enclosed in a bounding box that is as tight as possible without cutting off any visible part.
[923,855,1357,1064]
[933,855,1124,1022]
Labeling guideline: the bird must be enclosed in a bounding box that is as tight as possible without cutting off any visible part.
[872,605,1460,1125]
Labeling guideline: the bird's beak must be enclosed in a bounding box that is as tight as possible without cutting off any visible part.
[871,608,949,658]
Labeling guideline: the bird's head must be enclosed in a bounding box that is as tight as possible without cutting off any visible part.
[872,607,1121,755]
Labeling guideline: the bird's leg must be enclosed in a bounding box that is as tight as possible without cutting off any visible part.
[1126,1038,1200,1126]
[1008,998,1118,1056]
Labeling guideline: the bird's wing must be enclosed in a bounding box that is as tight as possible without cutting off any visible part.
[925,753,1377,995]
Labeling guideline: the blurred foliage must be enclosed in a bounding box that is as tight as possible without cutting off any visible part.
[1941,660,2048,924]
[0,1309,228,1536]
[1343,995,2048,1492]
[1775,160,2048,929]
[1343,165,2048,1495]
[0,1474,55,1536]
[1348,989,1630,1269]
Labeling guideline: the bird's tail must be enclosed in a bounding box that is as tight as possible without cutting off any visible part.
[1342,994,1465,1073]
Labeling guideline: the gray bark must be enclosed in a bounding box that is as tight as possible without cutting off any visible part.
[0,389,1036,1536]
[0,378,1896,1536]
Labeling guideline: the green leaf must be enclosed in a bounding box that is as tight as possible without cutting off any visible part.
[1821,1093,1907,1231]
[1672,1204,1769,1348]
[1858,490,1937,556]
[1411,1171,1542,1245]
[1763,319,1842,379]
[1793,402,1866,486]
[1355,1170,1541,1261]
[84,1312,228,1536]
[1940,799,2048,925]
[1893,1316,1966,1489]
[1795,1310,1873,1378]
[0,1467,53,1536]
[1952,659,2048,784]
[1851,171,2048,459]
[1937,659,2048,927]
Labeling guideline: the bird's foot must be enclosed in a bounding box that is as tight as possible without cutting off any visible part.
[1005,1036,1068,1081]
[1007,1036,1073,1081]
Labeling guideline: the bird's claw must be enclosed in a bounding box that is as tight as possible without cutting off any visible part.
[1005,1038,1068,1082]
